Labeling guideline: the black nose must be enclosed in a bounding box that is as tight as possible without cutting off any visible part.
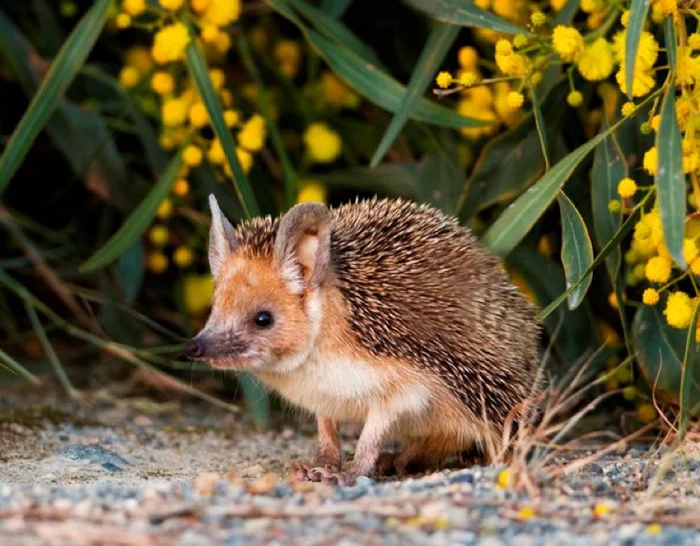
[185,340,204,359]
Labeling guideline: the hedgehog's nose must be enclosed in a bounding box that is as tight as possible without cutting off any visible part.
[185,339,204,359]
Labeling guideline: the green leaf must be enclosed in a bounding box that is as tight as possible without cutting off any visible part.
[0,0,112,197]
[663,15,677,68]
[634,303,700,417]
[370,22,459,167]
[557,192,594,310]
[591,116,626,283]
[553,0,580,25]
[483,129,612,257]
[402,0,527,35]
[680,301,700,437]
[287,0,380,66]
[185,36,260,218]
[460,83,567,220]
[0,347,40,384]
[80,153,182,273]
[270,0,484,129]
[318,163,420,196]
[321,0,353,18]
[531,85,550,170]
[238,374,271,430]
[117,241,145,303]
[656,81,686,267]
[538,191,652,322]
[417,145,462,215]
[624,0,650,99]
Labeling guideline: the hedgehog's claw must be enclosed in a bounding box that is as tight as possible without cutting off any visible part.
[289,463,356,486]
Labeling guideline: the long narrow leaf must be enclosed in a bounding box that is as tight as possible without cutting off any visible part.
[624,0,650,99]
[538,192,652,322]
[185,36,260,218]
[321,0,353,17]
[656,30,685,267]
[0,347,40,384]
[557,192,594,309]
[402,0,527,35]
[371,23,459,167]
[531,85,550,170]
[270,0,484,129]
[0,0,112,196]
[553,0,581,25]
[80,153,183,272]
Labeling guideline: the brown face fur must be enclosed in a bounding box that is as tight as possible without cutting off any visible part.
[200,254,315,371]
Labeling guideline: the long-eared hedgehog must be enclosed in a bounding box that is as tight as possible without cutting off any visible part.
[188,196,542,485]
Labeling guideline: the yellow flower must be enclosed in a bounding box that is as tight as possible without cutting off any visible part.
[191,0,211,12]
[274,40,301,78]
[506,91,524,109]
[208,139,225,164]
[691,257,700,276]
[608,292,620,310]
[224,110,240,128]
[664,291,694,329]
[621,101,636,117]
[496,52,528,77]
[215,32,231,54]
[676,54,700,86]
[320,72,352,109]
[297,181,327,204]
[495,39,513,56]
[115,13,132,29]
[151,72,175,95]
[643,147,658,176]
[553,26,585,62]
[617,177,637,198]
[149,225,169,247]
[172,178,189,197]
[637,403,658,423]
[608,199,621,213]
[493,84,521,126]
[684,239,699,264]
[689,34,700,51]
[612,31,658,69]
[183,145,203,167]
[458,71,478,87]
[201,25,219,43]
[208,68,225,90]
[188,102,209,128]
[615,68,656,99]
[620,10,630,27]
[119,66,140,88]
[173,246,194,268]
[457,98,499,139]
[517,507,535,522]
[236,147,253,173]
[201,0,241,27]
[658,0,678,18]
[565,90,583,107]
[623,385,638,401]
[593,503,612,517]
[458,46,478,69]
[238,115,266,152]
[159,0,184,9]
[123,0,146,16]
[550,0,566,9]
[512,34,528,49]
[645,256,672,283]
[162,98,188,127]
[157,199,173,219]
[643,288,660,306]
[183,275,214,314]
[577,38,614,81]
[152,22,190,64]
[581,0,604,12]
[436,71,452,89]
[304,123,342,164]
[147,252,169,274]
[646,523,663,536]
[530,11,546,26]
[497,468,511,488]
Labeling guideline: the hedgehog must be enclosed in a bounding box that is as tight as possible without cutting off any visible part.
[187,196,542,485]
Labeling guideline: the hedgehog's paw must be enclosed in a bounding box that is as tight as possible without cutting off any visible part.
[289,463,355,486]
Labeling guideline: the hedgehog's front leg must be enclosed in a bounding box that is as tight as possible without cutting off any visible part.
[316,416,342,470]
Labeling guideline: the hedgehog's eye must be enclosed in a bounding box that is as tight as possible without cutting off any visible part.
[254,311,274,328]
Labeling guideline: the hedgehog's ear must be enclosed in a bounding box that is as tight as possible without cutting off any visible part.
[274,202,331,292]
[208,194,240,278]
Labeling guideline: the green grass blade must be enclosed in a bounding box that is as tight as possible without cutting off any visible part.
[557,192,593,310]
[403,0,527,35]
[531,85,550,171]
[80,153,183,272]
[679,301,700,439]
[663,16,677,67]
[624,0,650,99]
[553,0,580,25]
[270,0,484,129]
[537,191,652,322]
[0,347,40,384]
[237,36,298,209]
[656,34,685,267]
[321,0,353,17]
[238,374,271,430]
[185,35,260,218]
[591,116,626,283]
[0,0,112,196]
[370,23,459,167]
[288,0,380,66]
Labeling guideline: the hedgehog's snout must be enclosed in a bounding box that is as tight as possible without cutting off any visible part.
[185,330,248,363]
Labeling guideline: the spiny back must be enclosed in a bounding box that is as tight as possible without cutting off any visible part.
[235,198,540,421]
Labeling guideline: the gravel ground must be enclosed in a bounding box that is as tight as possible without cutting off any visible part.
[1,394,699,545]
